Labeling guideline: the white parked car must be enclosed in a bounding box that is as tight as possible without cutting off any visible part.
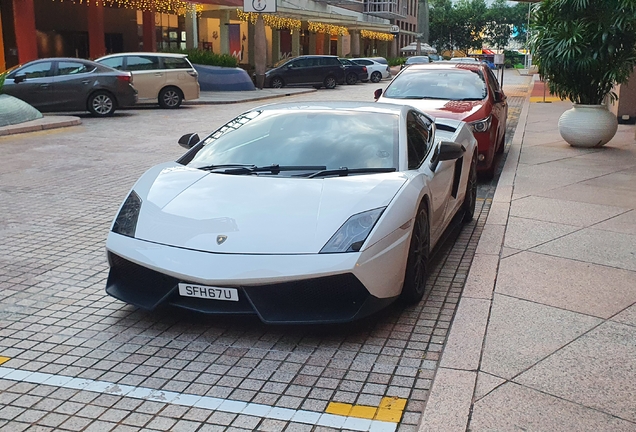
[351,58,392,83]
[96,52,200,108]
[105,102,477,324]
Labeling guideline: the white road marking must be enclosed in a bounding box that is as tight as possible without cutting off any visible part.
[0,366,397,431]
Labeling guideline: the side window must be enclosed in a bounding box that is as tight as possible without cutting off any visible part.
[99,57,124,70]
[484,67,500,93]
[321,57,339,66]
[125,56,160,71]
[293,59,310,68]
[406,111,431,169]
[162,57,191,69]
[16,62,53,79]
[356,60,372,66]
[56,61,93,76]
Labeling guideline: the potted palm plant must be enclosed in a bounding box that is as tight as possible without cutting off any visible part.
[530,0,636,147]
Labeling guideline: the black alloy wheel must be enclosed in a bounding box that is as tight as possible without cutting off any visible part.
[462,153,478,222]
[271,77,284,88]
[159,87,183,109]
[346,73,358,85]
[87,91,116,117]
[401,205,430,303]
[370,71,382,83]
[324,75,337,89]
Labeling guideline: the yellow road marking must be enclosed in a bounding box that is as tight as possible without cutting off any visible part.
[0,356,9,365]
[530,96,561,103]
[325,396,407,423]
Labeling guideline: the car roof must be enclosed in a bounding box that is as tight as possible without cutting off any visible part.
[96,52,188,60]
[404,62,485,72]
[252,101,416,117]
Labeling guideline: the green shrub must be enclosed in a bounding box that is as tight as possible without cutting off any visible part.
[388,57,406,67]
[0,72,6,93]
[162,49,239,68]
[513,63,524,69]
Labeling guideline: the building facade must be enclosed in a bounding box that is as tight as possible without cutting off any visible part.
[0,0,420,72]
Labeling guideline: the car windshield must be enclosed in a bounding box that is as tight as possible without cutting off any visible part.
[188,109,399,173]
[406,56,428,64]
[384,68,487,101]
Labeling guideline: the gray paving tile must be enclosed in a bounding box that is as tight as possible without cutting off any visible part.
[515,321,636,422]
[470,382,635,431]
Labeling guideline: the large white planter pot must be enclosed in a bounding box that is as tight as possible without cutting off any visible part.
[558,104,618,148]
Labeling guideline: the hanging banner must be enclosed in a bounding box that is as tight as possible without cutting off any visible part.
[228,24,242,59]
[244,0,276,13]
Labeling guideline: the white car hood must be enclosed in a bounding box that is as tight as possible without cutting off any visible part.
[132,163,407,254]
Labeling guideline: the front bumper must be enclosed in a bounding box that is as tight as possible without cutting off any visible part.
[104,231,409,324]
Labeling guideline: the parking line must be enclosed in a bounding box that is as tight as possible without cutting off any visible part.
[0,360,398,432]
[325,397,407,422]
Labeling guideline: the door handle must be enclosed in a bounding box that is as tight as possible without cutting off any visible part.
[82,80,90,85]
[39,84,49,88]
[154,73,163,76]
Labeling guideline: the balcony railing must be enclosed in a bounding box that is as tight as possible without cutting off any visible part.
[364,0,405,19]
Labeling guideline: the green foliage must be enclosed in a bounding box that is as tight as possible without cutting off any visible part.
[162,49,238,68]
[429,0,525,54]
[530,0,636,105]
[0,72,6,93]
[388,57,406,67]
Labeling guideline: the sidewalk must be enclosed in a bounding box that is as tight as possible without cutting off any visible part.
[419,82,636,431]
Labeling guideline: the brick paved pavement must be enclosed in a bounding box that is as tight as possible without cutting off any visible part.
[0,72,531,431]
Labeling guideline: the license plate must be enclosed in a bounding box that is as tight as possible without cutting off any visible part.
[178,283,239,302]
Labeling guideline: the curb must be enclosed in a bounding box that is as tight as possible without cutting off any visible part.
[0,116,82,137]
[184,88,318,105]
[417,90,532,431]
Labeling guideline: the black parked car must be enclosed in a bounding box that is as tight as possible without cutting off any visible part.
[338,58,368,85]
[3,58,138,116]
[264,55,345,89]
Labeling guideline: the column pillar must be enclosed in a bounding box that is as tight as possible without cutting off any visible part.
[254,14,266,89]
[336,35,343,57]
[0,8,6,71]
[87,3,105,58]
[12,0,37,63]
[271,29,280,63]
[308,33,316,55]
[291,30,300,57]
[220,10,230,55]
[323,34,330,55]
[351,31,360,58]
[142,11,156,52]
[185,7,198,49]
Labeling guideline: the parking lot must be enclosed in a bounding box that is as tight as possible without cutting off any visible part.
[0,74,530,432]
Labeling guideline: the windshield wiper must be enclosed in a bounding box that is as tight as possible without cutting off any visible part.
[454,97,485,101]
[306,167,397,178]
[197,163,256,171]
[218,164,327,175]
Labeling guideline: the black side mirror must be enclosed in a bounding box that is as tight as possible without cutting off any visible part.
[494,90,506,103]
[14,74,26,84]
[374,88,383,100]
[437,141,466,161]
[178,133,200,149]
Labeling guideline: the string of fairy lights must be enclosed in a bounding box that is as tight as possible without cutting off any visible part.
[52,0,394,40]
[54,0,203,16]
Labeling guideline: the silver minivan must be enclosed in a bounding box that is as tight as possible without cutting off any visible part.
[96,53,200,108]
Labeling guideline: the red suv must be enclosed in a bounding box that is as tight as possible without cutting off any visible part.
[374,62,507,178]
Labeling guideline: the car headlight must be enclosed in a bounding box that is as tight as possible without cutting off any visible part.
[469,116,492,133]
[112,191,142,238]
[320,207,385,253]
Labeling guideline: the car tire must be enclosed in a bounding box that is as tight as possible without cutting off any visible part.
[462,153,478,223]
[271,77,284,88]
[87,91,116,117]
[159,87,183,109]
[324,75,337,89]
[346,73,358,85]
[496,132,506,154]
[401,203,430,304]
[370,71,382,83]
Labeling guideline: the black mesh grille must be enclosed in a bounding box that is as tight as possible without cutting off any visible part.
[243,273,370,324]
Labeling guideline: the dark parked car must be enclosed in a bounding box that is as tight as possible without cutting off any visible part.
[264,55,345,89]
[401,55,430,69]
[2,58,137,117]
[338,58,368,85]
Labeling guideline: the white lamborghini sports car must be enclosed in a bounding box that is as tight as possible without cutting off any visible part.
[105,102,477,324]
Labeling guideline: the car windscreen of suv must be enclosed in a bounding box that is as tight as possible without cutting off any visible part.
[189,110,399,172]
[384,68,487,101]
